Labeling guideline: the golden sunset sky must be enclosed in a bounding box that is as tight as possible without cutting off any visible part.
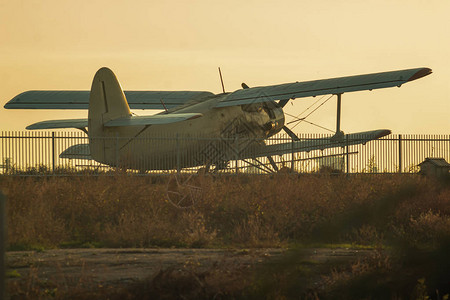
[0,0,448,134]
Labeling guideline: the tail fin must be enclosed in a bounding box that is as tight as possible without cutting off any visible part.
[88,67,131,163]
[88,67,131,134]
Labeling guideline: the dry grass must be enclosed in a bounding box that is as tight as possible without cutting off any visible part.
[1,173,450,299]
[1,173,449,249]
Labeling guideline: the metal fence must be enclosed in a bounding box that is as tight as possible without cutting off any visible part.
[0,131,449,175]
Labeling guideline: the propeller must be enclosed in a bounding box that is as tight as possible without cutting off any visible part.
[281,125,300,141]
[241,82,299,171]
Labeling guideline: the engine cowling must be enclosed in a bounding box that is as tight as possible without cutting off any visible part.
[263,102,285,137]
[241,101,285,138]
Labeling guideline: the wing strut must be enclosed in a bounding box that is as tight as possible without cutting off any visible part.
[334,93,344,139]
[336,94,342,133]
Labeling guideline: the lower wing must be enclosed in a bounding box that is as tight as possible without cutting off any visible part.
[241,129,391,159]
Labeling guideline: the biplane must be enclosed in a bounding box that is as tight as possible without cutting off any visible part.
[4,67,432,171]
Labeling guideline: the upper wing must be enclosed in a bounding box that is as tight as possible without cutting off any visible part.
[5,90,214,110]
[216,67,432,107]
[26,113,203,130]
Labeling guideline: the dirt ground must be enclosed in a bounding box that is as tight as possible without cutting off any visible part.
[6,247,370,289]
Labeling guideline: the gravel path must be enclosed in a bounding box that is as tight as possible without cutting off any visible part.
[7,247,370,288]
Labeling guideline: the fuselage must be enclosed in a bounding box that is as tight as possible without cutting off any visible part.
[91,93,285,170]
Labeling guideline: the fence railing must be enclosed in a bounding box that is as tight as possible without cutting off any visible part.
[0,131,449,175]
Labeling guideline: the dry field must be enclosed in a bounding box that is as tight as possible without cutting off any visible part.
[1,173,449,299]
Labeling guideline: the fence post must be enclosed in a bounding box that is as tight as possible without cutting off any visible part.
[346,135,349,174]
[398,134,402,173]
[235,135,239,174]
[291,138,295,172]
[115,134,119,168]
[0,192,7,300]
[176,134,180,174]
[51,132,55,173]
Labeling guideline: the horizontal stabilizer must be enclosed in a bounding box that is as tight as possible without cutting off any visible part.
[244,129,391,158]
[26,113,202,130]
[104,113,203,127]
[26,118,88,130]
[59,144,92,160]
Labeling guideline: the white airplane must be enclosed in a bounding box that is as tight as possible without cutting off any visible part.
[4,67,432,171]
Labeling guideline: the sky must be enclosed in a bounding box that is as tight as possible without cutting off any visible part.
[0,0,449,134]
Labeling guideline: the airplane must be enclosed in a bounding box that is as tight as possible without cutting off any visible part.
[4,67,432,172]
